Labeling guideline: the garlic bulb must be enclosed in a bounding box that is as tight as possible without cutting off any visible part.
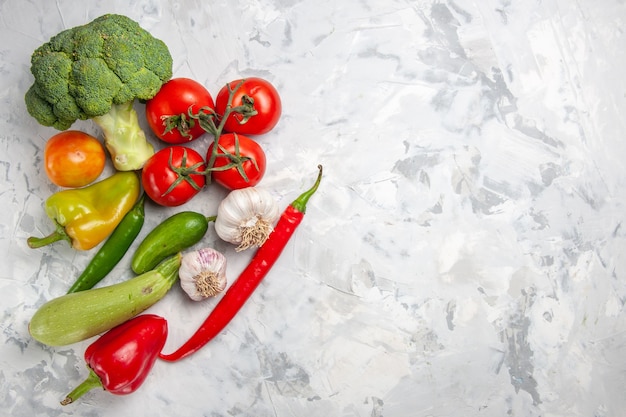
[215,187,280,251]
[179,248,227,301]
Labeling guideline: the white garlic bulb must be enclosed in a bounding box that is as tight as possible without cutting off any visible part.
[179,248,227,301]
[215,187,280,251]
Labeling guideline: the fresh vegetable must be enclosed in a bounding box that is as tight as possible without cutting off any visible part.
[192,79,246,138]
[27,171,140,250]
[142,146,207,207]
[189,80,268,189]
[215,187,280,251]
[95,101,156,171]
[24,14,173,170]
[61,314,167,405]
[179,248,227,301]
[67,195,146,293]
[159,165,323,362]
[44,130,106,188]
[206,133,266,190]
[131,211,213,274]
[29,254,181,346]
[215,77,282,135]
[145,77,215,143]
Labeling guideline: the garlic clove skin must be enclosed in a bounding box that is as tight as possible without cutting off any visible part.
[179,248,227,301]
[215,187,280,251]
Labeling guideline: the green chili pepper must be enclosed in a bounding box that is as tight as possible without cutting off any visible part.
[67,194,146,293]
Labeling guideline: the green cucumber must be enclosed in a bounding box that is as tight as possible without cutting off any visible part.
[131,211,213,275]
[29,253,181,346]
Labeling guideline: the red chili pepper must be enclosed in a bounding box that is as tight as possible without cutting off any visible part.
[61,314,168,405]
[159,165,323,362]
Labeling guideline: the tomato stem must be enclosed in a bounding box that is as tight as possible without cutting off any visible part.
[161,148,206,197]
[191,80,247,141]
[206,80,246,167]
[201,133,259,182]
[160,111,196,140]
[188,80,260,186]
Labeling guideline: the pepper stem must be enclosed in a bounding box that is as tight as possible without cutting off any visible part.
[27,222,72,249]
[61,369,103,405]
[291,165,323,213]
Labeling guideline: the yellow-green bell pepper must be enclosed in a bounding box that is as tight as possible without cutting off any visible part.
[28,171,140,250]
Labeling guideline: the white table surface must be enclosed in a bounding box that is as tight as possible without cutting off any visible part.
[1,0,625,416]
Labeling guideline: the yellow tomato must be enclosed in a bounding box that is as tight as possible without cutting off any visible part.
[44,131,106,187]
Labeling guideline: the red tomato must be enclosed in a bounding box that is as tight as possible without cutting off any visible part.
[215,77,281,135]
[142,146,207,206]
[146,78,215,144]
[44,130,106,187]
[207,133,266,189]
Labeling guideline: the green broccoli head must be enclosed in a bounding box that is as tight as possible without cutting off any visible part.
[25,14,173,130]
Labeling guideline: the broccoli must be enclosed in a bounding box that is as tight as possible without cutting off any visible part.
[25,14,173,171]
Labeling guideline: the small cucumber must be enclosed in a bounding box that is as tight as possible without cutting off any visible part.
[29,253,181,346]
[131,211,211,274]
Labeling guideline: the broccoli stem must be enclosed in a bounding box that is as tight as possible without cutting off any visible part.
[93,101,155,171]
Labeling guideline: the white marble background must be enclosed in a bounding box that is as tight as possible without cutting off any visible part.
[1,0,625,416]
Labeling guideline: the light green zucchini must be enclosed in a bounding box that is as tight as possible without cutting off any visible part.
[29,253,181,346]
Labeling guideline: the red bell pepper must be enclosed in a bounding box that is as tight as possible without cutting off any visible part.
[61,314,168,405]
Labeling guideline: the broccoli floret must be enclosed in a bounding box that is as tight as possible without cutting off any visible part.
[25,14,173,170]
